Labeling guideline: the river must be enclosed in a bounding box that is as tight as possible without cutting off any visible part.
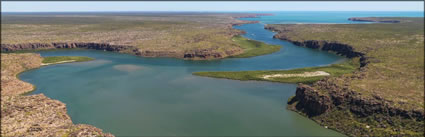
[19,11,423,136]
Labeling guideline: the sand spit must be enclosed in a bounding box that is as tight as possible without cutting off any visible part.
[41,60,76,66]
[262,71,330,79]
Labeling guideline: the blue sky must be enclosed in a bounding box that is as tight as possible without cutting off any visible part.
[2,2,424,12]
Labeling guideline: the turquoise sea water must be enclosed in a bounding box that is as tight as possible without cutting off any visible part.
[240,11,423,24]
[19,11,423,136]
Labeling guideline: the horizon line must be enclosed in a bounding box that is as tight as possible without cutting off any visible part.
[2,10,424,12]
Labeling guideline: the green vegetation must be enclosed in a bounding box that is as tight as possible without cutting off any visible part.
[194,59,359,84]
[268,17,424,136]
[230,36,281,58]
[267,17,424,110]
[42,56,94,64]
[287,102,423,137]
[1,13,262,58]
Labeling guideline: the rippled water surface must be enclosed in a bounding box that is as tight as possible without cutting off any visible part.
[20,11,423,136]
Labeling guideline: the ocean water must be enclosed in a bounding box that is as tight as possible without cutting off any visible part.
[19,11,423,136]
[239,11,424,24]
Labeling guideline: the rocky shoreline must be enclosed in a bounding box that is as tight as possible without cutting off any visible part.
[0,42,245,60]
[265,24,424,136]
[0,41,252,60]
[1,53,113,137]
[265,26,369,67]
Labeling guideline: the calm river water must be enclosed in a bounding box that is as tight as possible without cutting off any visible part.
[20,11,423,136]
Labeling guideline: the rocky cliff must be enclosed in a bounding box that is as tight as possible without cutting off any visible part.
[1,42,243,60]
[265,26,368,67]
[266,25,424,136]
[291,72,425,119]
[288,76,424,136]
[1,43,136,53]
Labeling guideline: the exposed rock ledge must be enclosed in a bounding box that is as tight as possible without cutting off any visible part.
[288,79,424,136]
[266,26,424,136]
[265,26,368,67]
[1,53,113,137]
[265,25,424,118]
[290,81,424,121]
[0,42,243,60]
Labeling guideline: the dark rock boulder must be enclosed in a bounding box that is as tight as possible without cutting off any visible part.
[291,84,333,117]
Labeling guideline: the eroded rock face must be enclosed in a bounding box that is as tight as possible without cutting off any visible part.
[1,43,135,53]
[288,78,424,136]
[291,84,332,117]
[270,35,364,58]
[266,26,369,68]
[291,81,425,120]
[183,48,242,60]
[267,25,424,135]
[1,42,243,60]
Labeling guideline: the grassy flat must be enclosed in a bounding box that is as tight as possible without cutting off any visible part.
[194,59,359,84]
[42,56,94,64]
[230,36,281,58]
